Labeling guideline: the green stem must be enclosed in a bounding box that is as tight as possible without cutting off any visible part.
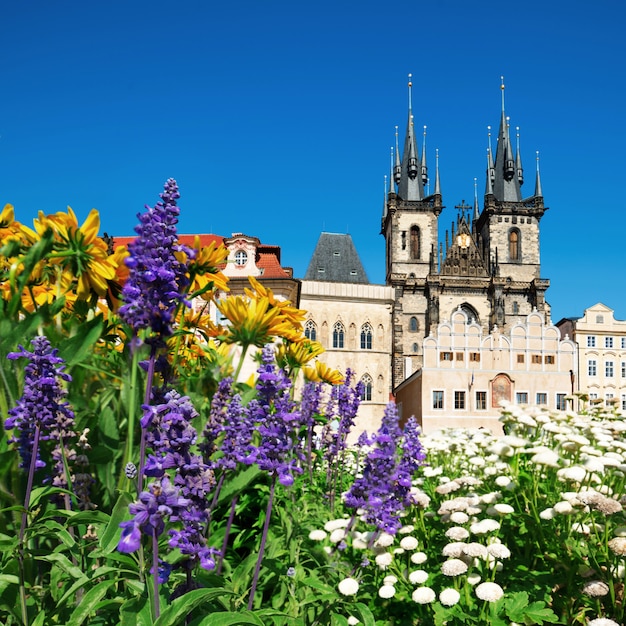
[118,346,141,492]
[248,476,276,610]
[233,343,250,383]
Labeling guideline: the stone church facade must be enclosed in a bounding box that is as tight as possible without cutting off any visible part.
[382,79,550,390]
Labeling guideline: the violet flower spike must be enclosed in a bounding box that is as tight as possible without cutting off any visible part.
[119,178,194,347]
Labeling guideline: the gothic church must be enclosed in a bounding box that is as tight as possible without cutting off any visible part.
[383,78,550,390]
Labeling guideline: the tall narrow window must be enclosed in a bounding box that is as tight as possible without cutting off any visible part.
[508,229,520,261]
[360,323,373,350]
[332,322,345,349]
[360,374,373,401]
[409,316,418,332]
[304,320,317,342]
[410,226,420,259]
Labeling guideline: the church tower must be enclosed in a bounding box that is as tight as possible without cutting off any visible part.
[383,77,550,390]
[381,75,443,386]
[475,78,549,328]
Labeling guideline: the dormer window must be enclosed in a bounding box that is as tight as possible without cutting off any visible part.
[234,250,248,267]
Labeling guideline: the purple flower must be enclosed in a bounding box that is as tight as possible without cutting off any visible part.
[241,346,304,485]
[6,336,76,481]
[119,178,193,346]
[344,403,425,534]
[324,369,362,461]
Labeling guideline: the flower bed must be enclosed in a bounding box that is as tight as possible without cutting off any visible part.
[0,181,624,625]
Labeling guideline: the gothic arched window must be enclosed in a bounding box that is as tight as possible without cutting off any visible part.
[509,228,521,261]
[332,322,345,349]
[360,374,373,401]
[304,320,317,342]
[410,226,420,260]
[409,316,419,332]
[360,323,373,350]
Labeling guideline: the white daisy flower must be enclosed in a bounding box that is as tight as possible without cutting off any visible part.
[338,577,359,596]
[475,581,504,602]
[400,536,419,550]
[308,529,327,541]
[439,588,461,606]
[378,584,396,599]
[408,569,429,584]
[410,551,428,564]
[411,586,436,604]
[441,558,468,576]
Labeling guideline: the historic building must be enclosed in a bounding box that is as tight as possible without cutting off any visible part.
[395,308,577,433]
[300,233,395,436]
[382,78,550,391]
[557,303,626,411]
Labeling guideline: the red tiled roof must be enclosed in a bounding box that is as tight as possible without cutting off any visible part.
[112,233,225,248]
[110,233,292,278]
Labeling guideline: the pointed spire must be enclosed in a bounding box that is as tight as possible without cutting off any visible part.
[434,148,441,196]
[473,177,480,221]
[397,73,425,201]
[515,126,524,186]
[492,77,522,201]
[485,149,494,195]
[382,174,388,219]
[534,151,543,197]
[487,126,495,186]
[394,126,401,184]
[389,146,396,196]
[421,125,428,187]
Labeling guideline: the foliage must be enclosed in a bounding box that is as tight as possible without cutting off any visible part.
[0,186,624,626]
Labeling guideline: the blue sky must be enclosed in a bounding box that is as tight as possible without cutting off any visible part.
[2,0,625,324]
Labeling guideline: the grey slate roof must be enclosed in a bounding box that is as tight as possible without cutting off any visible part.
[304,233,370,284]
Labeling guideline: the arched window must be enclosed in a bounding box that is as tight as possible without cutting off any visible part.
[508,229,520,261]
[412,343,419,353]
[410,226,420,259]
[460,303,479,325]
[409,316,419,332]
[360,323,373,350]
[304,320,317,341]
[360,374,373,401]
[332,322,345,349]
[512,302,519,315]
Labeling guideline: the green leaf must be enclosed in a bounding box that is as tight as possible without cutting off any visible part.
[218,465,263,506]
[523,602,559,625]
[331,614,349,626]
[58,317,104,368]
[505,591,530,622]
[153,588,237,626]
[196,611,265,626]
[353,603,376,626]
[300,577,335,593]
[65,579,118,626]
[97,490,133,554]
[120,595,152,626]
[37,553,86,582]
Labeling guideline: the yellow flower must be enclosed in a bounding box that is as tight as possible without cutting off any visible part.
[217,295,301,347]
[182,236,230,299]
[304,360,345,386]
[276,338,325,372]
[34,207,118,299]
[244,275,306,327]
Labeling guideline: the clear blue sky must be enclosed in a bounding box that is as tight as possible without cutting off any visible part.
[2,0,625,323]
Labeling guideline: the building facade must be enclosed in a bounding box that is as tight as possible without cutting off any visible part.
[395,308,577,433]
[557,303,626,411]
[382,79,550,391]
[300,233,395,436]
